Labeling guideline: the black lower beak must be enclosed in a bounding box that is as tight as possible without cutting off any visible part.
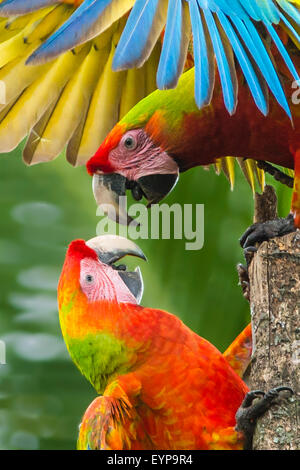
[137,174,179,206]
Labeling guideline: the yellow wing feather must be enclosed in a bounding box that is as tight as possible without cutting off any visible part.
[70,27,127,165]
[24,42,104,164]
[0,45,89,151]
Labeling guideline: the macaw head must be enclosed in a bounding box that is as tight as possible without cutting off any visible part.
[59,235,146,305]
[58,235,147,393]
[86,122,180,225]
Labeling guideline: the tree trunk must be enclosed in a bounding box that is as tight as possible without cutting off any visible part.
[247,187,300,450]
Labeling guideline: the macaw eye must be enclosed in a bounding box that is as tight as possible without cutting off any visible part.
[85,274,93,283]
[123,135,137,150]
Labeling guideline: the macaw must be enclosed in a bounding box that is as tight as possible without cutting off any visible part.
[0,0,299,167]
[58,234,290,450]
[86,42,300,231]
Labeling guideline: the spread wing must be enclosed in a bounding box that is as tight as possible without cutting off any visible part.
[0,0,297,186]
[1,0,298,116]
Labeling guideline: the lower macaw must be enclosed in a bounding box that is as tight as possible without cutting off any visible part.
[86,44,300,231]
[58,235,287,450]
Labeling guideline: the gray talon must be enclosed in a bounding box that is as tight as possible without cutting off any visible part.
[235,386,293,449]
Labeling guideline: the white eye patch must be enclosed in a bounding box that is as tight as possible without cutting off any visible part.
[79,258,139,304]
[79,259,110,302]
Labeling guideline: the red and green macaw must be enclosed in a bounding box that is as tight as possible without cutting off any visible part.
[0,0,299,167]
[58,234,255,450]
[86,44,300,229]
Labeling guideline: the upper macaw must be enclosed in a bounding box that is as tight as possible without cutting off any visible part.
[86,43,300,230]
[58,234,291,450]
[0,0,299,167]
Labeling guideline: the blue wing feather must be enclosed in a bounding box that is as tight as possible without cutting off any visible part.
[247,0,279,23]
[0,0,57,15]
[217,10,268,115]
[232,15,292,118]
[156,0,190,89]
[189,0,215,108]
[277,0,300,24]
[265,22,300,82]
[262,0,281,23]
[202,7,237,114]
[112,0,167,70]
[208,0,248,19]
[27,0,127,65]
[11,0,300,116]
[279,12,300,43]
[236,0,261,21]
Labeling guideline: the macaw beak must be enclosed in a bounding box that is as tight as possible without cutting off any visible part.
[92,172,179,225]
[92,173,132,226]
[86,235,146,304]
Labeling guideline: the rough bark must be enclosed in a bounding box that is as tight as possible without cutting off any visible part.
[253,185,278,223]
[247,186,300,450]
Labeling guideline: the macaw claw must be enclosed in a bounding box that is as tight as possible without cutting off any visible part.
[236,263,250,301]
[235,386,293,450]
[239,214,296,250]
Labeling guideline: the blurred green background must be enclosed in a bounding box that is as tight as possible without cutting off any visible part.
[0,145,292,450]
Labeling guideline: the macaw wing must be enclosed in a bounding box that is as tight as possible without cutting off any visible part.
[0,0,299,116]
[114,0,300,115]
[0,5,161,165]
[223,323,252,378]
[77,395,152,450]
[0,0,295,194]
[0,5,274,192]
[26,0,135,65]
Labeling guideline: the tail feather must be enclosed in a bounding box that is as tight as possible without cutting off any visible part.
[237,159,257,194]
[214,157,266,194]
[221,157,236,190]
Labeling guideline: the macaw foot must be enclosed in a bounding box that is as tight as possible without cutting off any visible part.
[239,213,296,257]
[235,386,293,450]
